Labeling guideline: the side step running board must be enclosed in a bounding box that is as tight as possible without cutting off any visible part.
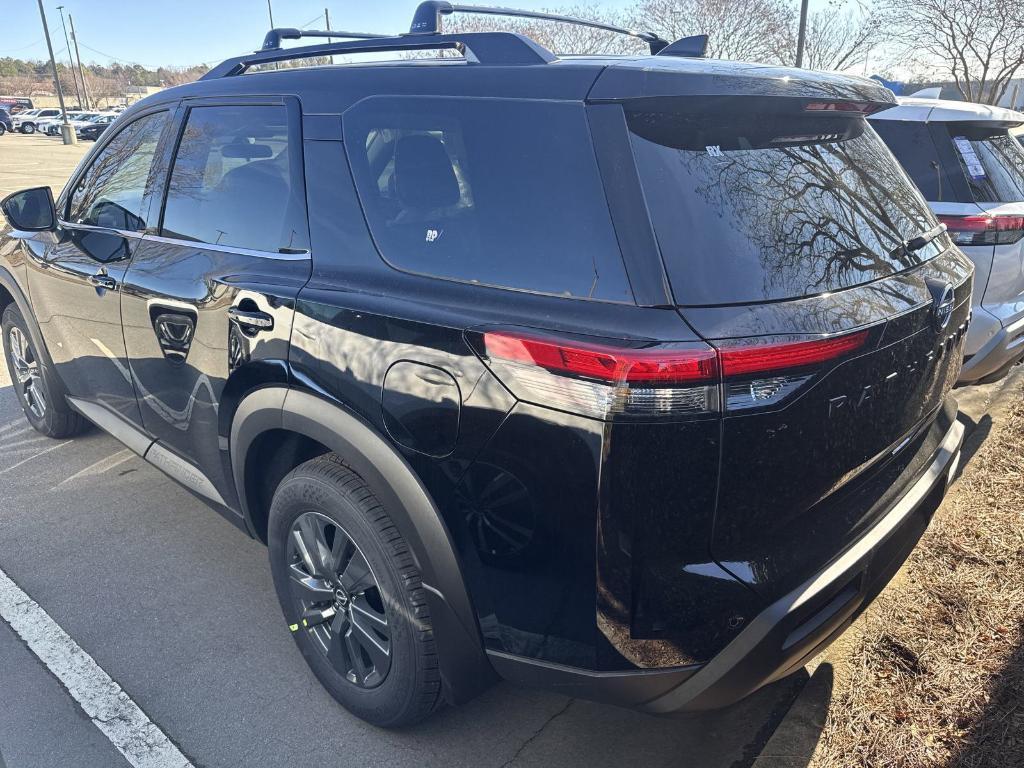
[65,397,227,507]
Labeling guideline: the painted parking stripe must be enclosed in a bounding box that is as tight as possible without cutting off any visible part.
[0,568,194,768]
[54,449,134,489]
[0,441,70,475]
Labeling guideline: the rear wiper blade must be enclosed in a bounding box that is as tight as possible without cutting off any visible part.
[905,223,947,252]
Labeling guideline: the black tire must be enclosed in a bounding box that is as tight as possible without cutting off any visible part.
[2,304,87,438]
[21,123,34,134]
[0,124,6,136]
[268,454,441,727]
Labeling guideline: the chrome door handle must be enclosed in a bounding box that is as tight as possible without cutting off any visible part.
[88,273,118,291]
[228,307,274,331]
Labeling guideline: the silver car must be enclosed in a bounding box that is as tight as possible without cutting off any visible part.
[871,98,1024,384]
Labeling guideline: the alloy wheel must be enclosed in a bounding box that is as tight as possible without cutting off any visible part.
[287,512,392,688]
[8,326,46,420]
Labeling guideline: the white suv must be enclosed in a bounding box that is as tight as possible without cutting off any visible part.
[13,108,61,134]
[871,98,1024,384]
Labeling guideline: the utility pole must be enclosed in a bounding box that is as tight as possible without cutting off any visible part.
[55,6,83,109]
[36,0,75,144]
[795,0,809,68]
[325,7,334,64]
[69,14,91,110]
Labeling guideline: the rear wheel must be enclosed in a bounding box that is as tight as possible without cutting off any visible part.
[2,304,87,438]
[268,454,441,727]
[0,123,6,136]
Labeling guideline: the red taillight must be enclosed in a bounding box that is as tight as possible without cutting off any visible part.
[483,332,719,385]
[938,214,1024,246]
[476,329,870,420]
[718,330,870,377]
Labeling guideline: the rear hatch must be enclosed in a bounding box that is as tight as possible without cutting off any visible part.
[621,92,973,600]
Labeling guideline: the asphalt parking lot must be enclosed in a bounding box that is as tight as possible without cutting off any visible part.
[0,133,804,767]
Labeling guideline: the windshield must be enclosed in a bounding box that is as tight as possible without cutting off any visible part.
[948,126,1024,203]
[627,99,941,305]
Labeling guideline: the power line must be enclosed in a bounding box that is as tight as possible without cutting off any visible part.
[0,37,46,53]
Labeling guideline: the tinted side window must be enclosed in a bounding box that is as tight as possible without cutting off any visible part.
[161,104,307,252]
[68,110,168,231]
[344,97,633,302]
[870,120,949,201]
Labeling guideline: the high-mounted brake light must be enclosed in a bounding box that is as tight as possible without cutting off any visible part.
[718,331,870,377]
[937,214,1024,246]
[804,100,882,116]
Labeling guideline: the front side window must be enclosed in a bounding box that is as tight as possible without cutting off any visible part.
[343,96,633,302]
[68,110,168,231]
[160,104,307,253]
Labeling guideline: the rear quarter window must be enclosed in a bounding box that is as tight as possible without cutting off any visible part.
[343,96,633,303]
[627,99,940,305]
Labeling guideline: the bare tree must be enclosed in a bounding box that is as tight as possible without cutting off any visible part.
[884,0,1024,104]
[628,0,793,64]
[783,1,884,71]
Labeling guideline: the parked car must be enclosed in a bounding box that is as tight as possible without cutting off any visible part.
[0,108,12,136]
[39,111,91,136]
[0,4,971,728]
[14,108,61,133]
[871,98,1024,384]
[77,113,117,141]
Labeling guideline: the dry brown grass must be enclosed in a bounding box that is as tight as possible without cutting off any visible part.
[810,395,1024,768]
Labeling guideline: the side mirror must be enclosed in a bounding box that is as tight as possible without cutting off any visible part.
[0,186,57,232]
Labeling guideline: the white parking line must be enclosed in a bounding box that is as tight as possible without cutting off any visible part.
[54,449,134,489]
[0,568,194,768]
[0,441,70,475]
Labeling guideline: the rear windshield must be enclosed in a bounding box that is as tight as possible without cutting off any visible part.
[627,100,940,305]
[947,125,1024,203]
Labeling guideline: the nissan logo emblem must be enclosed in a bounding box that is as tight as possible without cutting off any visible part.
[933,283,955,331]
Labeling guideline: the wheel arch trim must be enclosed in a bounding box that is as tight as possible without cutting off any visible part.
[230,385,495,703]
[0,265,69,401]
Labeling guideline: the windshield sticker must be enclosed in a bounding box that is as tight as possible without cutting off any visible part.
[953,136,987,180]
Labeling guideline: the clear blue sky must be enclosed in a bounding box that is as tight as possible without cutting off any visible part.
[3,0,830,69]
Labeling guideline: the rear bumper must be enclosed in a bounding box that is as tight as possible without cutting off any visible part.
[960,309,1024,384]
[490,417,964,713]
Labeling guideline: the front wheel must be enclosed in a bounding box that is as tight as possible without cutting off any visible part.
[268,454,441,727]
[21,123,34,134]
[0,123,6,136]
[2,304,87,438]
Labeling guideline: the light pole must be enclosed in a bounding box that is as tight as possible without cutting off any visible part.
[267,0,274,27]
[35,0,76,144]
[55,6,83,109]
[69,14,91,110]
[795,0,809,68]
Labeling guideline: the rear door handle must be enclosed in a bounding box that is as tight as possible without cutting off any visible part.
[228,307,274,332]
[88,273,118,291]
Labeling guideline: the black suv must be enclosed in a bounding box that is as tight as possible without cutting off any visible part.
[0,2,972,727]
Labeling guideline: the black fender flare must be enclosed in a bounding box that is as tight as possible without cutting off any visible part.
[230,386,495,704]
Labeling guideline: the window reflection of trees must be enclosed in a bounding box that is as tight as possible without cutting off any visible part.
[634,112,938,301]
[69,112,167,229]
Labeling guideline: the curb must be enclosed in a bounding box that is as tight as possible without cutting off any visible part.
[748,366,1024,768]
